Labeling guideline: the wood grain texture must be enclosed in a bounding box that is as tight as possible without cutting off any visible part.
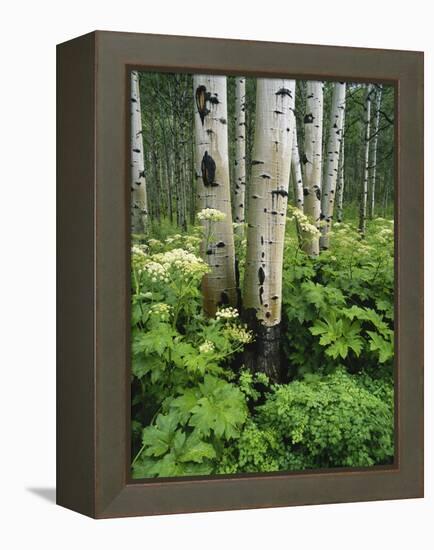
[56,32,96,517]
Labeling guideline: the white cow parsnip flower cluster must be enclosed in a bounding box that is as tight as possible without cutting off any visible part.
[215,306,239,320]
[287,206,321,239]
[197,208,226,222]
[141,261,170,283]
[199,340,215,354]
[154,248,209,277]
[149,303,172,321]
[225,324,254,344]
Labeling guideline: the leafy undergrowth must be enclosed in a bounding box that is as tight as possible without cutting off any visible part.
[131,216,395,478]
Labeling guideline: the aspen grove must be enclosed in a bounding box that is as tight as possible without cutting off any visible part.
[131,73,395,478]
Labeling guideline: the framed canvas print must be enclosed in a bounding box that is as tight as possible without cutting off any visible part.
[57,31,423,518]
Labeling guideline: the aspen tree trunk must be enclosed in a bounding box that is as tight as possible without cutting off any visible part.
[320,82,346,249]
[193,75,237,317]
[302,81,324,256]
[291,123,304,210]
[336,132,345,223]
[243,79,295,382]
[234,77,246,233]
[359,85,372,236]
[369,86,382,219]
[130,71,148,233]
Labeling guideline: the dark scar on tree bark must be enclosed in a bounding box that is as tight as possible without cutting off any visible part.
[219,118,227,124]
[195,85,211,125]
[258,267,265,285]
[315,188,321,201]
[303,188,309,196]
[133,148,141,153]
[302,153,309,164]
[271,189,288,198]
[259,286,264,305]
[131,97,137,103]
[219,291,229,306]
[251,160,264,165]
[275,88,292,97]
[216,241,226,248]
[201,151,217,187]
[304,113,314,124]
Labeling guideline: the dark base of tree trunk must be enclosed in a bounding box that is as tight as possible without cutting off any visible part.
[243,309,283,383]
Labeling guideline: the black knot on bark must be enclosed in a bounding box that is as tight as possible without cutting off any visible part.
[195,85,209,124]
[219,291,229,306]
[258,267,265,285]
[201,151,217,187]
[275,87,292,97]
[304,113,314,124]
[271,188,288,198]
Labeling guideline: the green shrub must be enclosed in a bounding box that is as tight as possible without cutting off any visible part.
[282,217,394,377]
[257,369,394,469]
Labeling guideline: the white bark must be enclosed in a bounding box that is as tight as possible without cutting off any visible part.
[291,122,304,210]
[130,71,148,233]
[193,75,237,317]
[336,132,345,223]
[243,79,295,328]
[234,77,246,234]
[320,82,346,249]
[302,81,324,256]
[369,86,382,219]
[359,85,372,236]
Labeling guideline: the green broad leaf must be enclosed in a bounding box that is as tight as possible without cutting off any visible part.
[367,330,394,363]
[309,319,330,337]
[170,389,200,424]
[189,376,247,440]
[132,353,162,379]
[178,433,216,463]
[344,305,389,333]
[301,281,326,309]
[171,342,196,368]
[141,413,180,457]
[131,457,160,479]
[326,340,349,359]
[133,323,177,356]
[131,303,142,326]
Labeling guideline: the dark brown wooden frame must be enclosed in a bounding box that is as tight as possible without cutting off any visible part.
[57,30,424,519]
